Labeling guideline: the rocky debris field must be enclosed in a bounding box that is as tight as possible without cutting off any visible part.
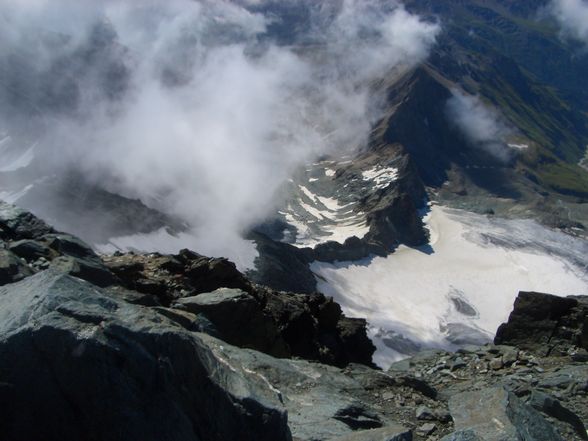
[0,200,587,441]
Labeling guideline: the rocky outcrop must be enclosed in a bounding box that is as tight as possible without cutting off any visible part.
[1,200,374,367]
[495,291,588,357]
[0,271,290,441]
[103,250,375,367]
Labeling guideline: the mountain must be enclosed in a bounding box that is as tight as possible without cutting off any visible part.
[1,201,587,441]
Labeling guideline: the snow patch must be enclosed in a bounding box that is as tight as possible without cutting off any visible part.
[312,206,588,369]
[361,166,398,190]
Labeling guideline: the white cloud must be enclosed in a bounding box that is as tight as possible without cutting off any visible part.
[446,90,514,162]
[548,0,588,43]
[0,0,440,261]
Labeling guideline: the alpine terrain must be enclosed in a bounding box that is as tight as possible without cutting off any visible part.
[0,1,587,440]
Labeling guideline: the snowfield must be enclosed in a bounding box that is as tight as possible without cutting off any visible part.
[311,205,588,368]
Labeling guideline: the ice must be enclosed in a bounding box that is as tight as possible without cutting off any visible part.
[311,206,588,368]
[325,169,336,177]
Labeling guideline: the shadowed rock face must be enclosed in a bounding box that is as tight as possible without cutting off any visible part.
[495,291,588,356]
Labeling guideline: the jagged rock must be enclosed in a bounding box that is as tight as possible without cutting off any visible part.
[0,201,55,240]
[495,291,588,356]
[45,233,98,259]
[8,239,51,261]
[0,249,33,285]
[448,387,563,441]
[173,288,289,357]
[0,271,291,441]
[50,255,116,288]
[527,391,587,440]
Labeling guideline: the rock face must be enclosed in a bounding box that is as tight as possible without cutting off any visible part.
[495,291,588,356]
[103,250,375,367]
[0,271,291,441]
[448,387,562,441]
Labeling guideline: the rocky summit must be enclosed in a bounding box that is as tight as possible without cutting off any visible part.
[0,201,587,441]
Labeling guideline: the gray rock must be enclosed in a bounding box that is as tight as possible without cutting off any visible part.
[416,405,436,420]
[489,357,504,370]
[332,425,413,441]
[50,255,116,287]
[440,430,484,441]
[449,387,563,441]
[0,270,291,441]
[502,348,519,366]
[0,249,32,285]
[528,391,587,439]
[417,423,436,436]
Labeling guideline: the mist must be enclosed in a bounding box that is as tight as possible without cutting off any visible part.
[548,0,588,44]
[446,91,515,163]
[0,0,439,266]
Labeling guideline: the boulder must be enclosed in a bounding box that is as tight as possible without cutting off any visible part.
[8,239,51,261]
[0,201,54,240]
[174,288,289,357]
[495,291,588,355]
[50,255,116,288]
[448,387,563,441]
[0,249,33,285]
[0,270,291,441]
[45,233,98,259]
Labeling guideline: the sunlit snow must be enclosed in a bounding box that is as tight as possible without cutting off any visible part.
[312,205,588,368]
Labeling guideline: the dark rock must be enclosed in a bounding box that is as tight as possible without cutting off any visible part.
[180,249,251,294]
[246,231,316,293]
[337,317,377,367]
[0,250,33,285]
[528,391,587,440]
[334,405,383,430]
[449,387,563,441]
[0,271,291,441]
[173,288,289,357]
[104,252,375,367]
[50,256,116,287]
[45,233,98,259]
[0,201,54,240]
[8,239,51,261]
[495,291,587,355]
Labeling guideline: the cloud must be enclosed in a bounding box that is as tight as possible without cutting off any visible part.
[548,0,588,43]
[0,0,440,264]
[446,91,515,163]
